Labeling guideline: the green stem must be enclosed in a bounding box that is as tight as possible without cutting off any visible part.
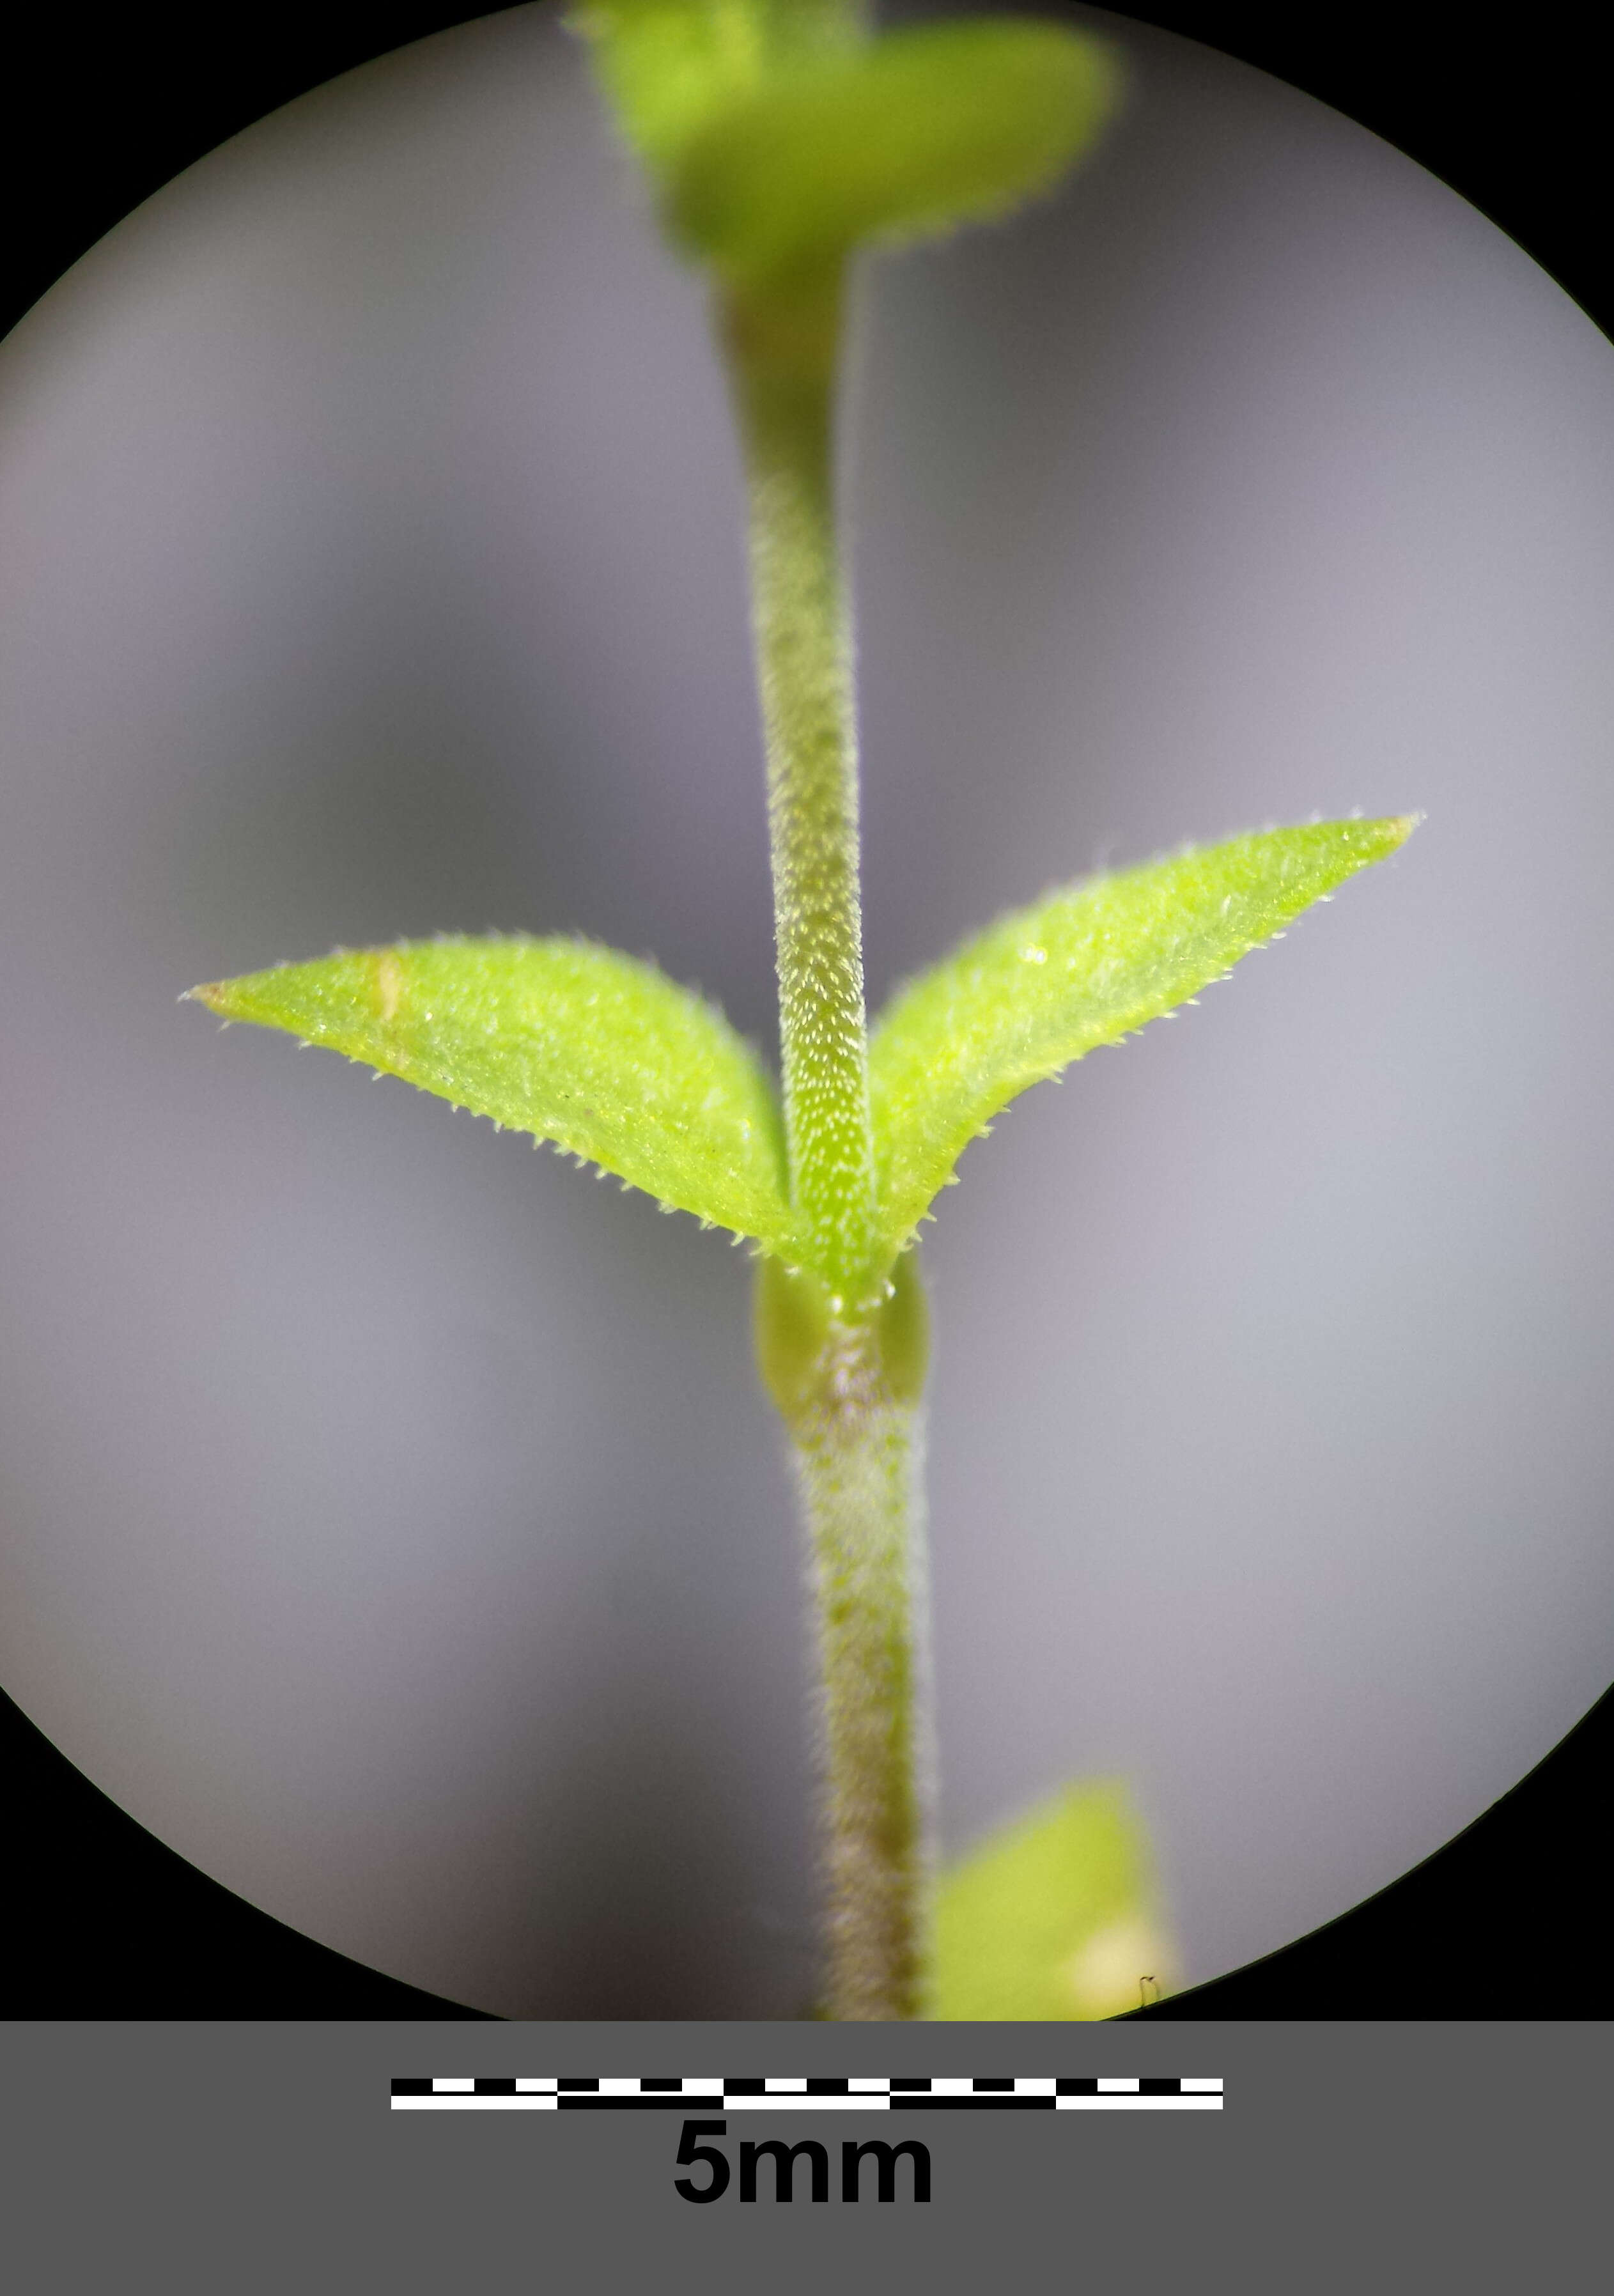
[723,270,874,1308]
[793,1377,932,2021]
[726,272,935,2017]
[756,1248,933,2020]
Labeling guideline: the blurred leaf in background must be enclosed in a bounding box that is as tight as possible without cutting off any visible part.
[935,1780,1177,2019]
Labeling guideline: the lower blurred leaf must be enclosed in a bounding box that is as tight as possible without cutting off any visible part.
[934,1780,1176,2019]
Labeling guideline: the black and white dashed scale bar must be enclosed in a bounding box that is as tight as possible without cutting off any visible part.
[391,2076,1223,2111]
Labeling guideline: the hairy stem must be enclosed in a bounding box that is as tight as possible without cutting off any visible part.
[791,1376,932,2021]
[724,271,875,1307]
[756,1246,933,2018]
[728,274,934,2016]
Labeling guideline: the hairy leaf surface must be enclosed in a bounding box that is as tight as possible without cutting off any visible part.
[935,1781,1174,2020]
[190,936,795,1253]
[870,816,1417,1261]
[665,17,1121,287]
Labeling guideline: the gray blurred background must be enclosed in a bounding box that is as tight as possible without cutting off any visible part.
[2,0,1611,2015]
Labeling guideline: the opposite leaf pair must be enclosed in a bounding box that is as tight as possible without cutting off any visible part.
[190,816,1416,1296]
[572,3,1123,294]
[186,0,1420,2019]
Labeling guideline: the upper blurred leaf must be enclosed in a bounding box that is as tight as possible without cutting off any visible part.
[569,0,865,172]
[869,816,1418,1264]
[935,1780,1176,2020]
[190,935,796,1254]
[665,17,1122,288]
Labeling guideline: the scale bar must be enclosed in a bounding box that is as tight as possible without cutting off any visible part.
[391,2075,1223,2114]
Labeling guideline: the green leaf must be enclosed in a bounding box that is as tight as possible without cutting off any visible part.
[869,814,1418,1265]
[665,17,1122,289]
[934,1780,1175,2020]
[568,0,865,174]
[189,935,797,1255]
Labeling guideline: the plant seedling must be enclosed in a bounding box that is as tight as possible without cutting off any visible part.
[189,0,1416,2021]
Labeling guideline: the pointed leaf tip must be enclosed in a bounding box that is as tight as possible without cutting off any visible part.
[869,815,1415,1262]
[190,935,797,1255]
